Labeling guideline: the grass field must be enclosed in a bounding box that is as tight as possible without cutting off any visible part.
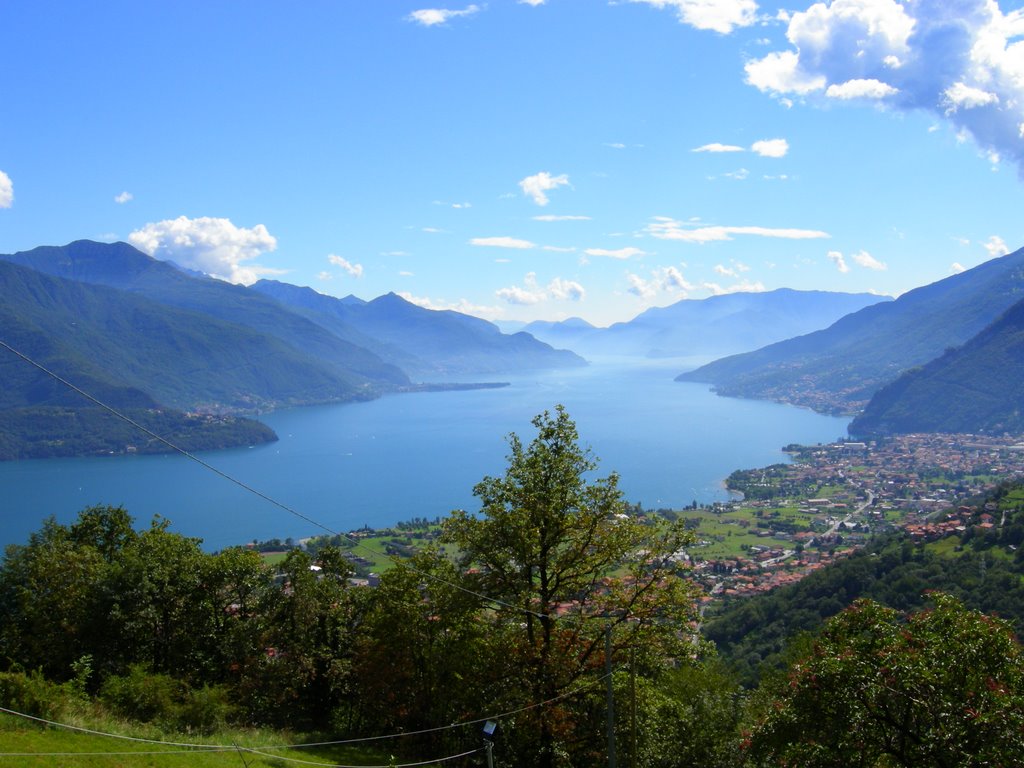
[0,711,463,768]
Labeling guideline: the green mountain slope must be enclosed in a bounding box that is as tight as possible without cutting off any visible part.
[678,246,1024,414]
[251,281,587,375]
[1,241,409,390]
[0,259,383,412]
[851,297,1024,436]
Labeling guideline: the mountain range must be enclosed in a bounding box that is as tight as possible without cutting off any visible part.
[678,246,1024,416]
[0,240,584,458]
[523,288,887,359]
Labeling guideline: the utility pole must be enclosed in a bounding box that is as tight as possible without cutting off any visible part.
[606,623,617,768]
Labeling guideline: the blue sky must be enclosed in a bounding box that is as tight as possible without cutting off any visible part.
[1,0,1022,326]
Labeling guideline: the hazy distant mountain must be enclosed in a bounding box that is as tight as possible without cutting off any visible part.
[679,246,1024,415]
[2,240,409,390]
[252,281,586,376]
[524,289,886,358]
[850,296,1024,436]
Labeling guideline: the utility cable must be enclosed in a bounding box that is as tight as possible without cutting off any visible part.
[0,674,607,754]
[0,338,544,619]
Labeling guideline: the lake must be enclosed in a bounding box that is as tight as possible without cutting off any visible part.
[0,358,849,551]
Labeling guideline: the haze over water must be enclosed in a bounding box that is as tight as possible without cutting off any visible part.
[0,359,848,551]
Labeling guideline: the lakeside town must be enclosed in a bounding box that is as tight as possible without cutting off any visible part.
[249,432,1024,606]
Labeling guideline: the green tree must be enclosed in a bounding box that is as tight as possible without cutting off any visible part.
[745,593,1024,767]
[349,548,491,755]
[443,405,698,767]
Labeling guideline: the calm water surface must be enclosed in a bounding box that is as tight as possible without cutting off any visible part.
[0,359,849,551]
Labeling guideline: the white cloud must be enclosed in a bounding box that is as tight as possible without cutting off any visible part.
[714,261,751,278]
[851,250,887,271]
[316,271,333,281]
[723,168,750,180]
[943,82,1000,113]
[399,291,502,320]
[744,0,1024,176]
[422,227,444,233]
[828,250,850,273]
[114,191,133,204]
[519,0,545,5]
[327,254,364,278]
[626,266,694,299]
[497,272,586,305]
[629,0,758,34]
[692,142,745,153]
[548,277,586,301]
[542,245,578,253]
[646,218,829,242]
[751,138,789,158]
[0,170,12,208]
[470,236,536,249]
[584,246,646,259]
[950,262,966,274]
[519,171,570,206]
[533,214,591,221]
[128,216,280,285]
[745,50,826,94]
[984,235,1010,257]
[826,78,899,100]
[497,283,545,305]
[408,4,480,26]
[702,279,766,295]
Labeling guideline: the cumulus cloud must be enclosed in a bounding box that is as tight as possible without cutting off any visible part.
[129,216,280,285]
[399,291,501,320]
[548,277,586,301]
[470,236,536,249]
[984,234,1010,257]
[629,0,758,34]
[496,272,585,305]
[327,254,364,278]
[114,191,133,204]
[702,279,767,295]
[646,217,829,242]
[744,0,1024,176]
[826,78,900,100]
[828,250,851,273]
[0,171,13,208]
[693,142,745,153]
[714,261,752,278]
[626,265,694,299]
[851,250,887,271]
[519,0,545,5]
[407,4,480,26]
[584,246,646,259]
[751,138,789,157]
[519,171,570,206]
[533,214,591,221]
[950,262,967,274]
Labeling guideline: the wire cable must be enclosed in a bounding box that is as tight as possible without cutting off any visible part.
[0,338,544,619]
[0,673,606,752]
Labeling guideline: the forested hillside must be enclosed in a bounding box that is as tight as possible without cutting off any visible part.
[705,481,1024,686]
[851,296,1024,436]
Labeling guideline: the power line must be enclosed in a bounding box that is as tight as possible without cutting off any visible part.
[0,675,605,753]
[0,338,544,619]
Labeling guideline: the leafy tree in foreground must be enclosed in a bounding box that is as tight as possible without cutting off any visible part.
[443,405,698,767]
[745,593,1024,767]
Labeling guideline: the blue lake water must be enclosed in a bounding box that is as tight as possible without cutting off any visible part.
[0,359,849,551]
